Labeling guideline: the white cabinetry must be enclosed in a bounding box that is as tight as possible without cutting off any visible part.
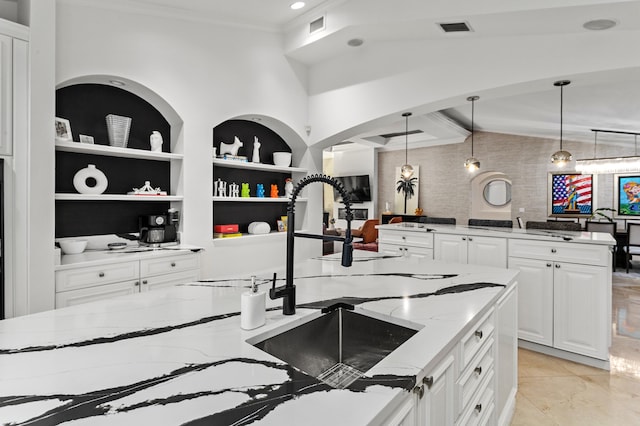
[55,251,200,308]
[434,234,507,268]
[508,239,611,361]
[0,22,28,156]
[378,229,433,260]
[415,355,455,426]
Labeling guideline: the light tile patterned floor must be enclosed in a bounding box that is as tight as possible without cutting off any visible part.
[511,272,640,425]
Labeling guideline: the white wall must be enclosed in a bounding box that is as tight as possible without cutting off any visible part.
[52,2,317,283]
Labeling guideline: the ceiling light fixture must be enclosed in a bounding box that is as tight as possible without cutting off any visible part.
[576,129,640,174]
[550,80,572,167]
[290,2,306,10]
[400,112,414,180]
[463,95,480,172]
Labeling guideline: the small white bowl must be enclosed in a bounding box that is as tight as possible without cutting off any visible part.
[273,152,292,167]
[59,239,88,255]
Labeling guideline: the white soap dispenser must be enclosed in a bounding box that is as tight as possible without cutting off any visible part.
[241,276,266,330]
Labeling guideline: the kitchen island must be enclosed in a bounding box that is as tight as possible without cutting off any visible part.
[0,251,518,425]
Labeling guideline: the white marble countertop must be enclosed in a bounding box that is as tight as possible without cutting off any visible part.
[377,223,617,246]
[56,244,203,271]
[1,251,517,425]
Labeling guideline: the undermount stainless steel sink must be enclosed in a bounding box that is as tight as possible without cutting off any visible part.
[247,305,422,389]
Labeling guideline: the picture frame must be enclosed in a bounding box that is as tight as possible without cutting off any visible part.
[79,134,95,144]
[277,220,285,232]
[547,172,595,217]
[614,173,640,218]
[55,117,72,141]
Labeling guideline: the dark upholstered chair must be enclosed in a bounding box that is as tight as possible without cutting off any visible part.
[624,223,640,273]
[421,216,456,225]
[388,216,403,224]
[468,218,513,228]
[586,221,616,271]
[526,221,582,231]
[352,219,380,252]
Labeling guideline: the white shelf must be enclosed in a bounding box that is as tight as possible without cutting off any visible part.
[212,229,308,244]
[213,157,306,173]
[212,196,306,203]
[55,194,183,202]
[56,140,183,161]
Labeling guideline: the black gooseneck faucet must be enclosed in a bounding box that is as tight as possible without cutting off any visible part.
[269,174,354,315]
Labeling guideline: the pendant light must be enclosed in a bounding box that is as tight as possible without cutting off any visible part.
[550,80,572,167]
[400,112,414,180]
[576,129,640,174]
[463,95,480,172]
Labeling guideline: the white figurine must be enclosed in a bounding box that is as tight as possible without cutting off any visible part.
[219,136,243,156]
[150,131,163,152]
[214,178,227,197]
[252,137,261,163]
[284,178,294,198]
[229,182,240,198]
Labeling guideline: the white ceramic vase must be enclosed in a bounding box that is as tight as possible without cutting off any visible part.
[150,131,163,152]
[73,164,108,194]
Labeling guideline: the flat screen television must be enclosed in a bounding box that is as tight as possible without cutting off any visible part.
[333,175,372,203]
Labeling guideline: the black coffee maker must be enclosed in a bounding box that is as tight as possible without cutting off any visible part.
[139,211,178,246]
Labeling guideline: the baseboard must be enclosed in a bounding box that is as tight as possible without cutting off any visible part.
[497,388,517,426]
[518,339,610,370]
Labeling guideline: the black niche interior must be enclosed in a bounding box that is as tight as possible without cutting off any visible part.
[55,84,172,238]
[213,120,293,233]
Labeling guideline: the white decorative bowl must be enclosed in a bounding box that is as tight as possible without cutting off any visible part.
[273,152,292,167]
[59,239,88,255]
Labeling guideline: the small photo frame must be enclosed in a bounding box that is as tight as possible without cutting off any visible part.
[55,117,72,141]
[79,134,95,144]
[614,174,640,218]
[548,172,595,217]
[277,220,286,232]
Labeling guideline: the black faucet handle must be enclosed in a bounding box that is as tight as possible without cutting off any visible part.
[269,272,278,299]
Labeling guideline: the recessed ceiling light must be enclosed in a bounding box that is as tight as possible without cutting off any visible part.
[347,38,364,47]
[109,80,125,86]
[290,2,305,10]
[583,19,617,31]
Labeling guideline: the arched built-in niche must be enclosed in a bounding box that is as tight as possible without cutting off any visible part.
[470,171,512,220]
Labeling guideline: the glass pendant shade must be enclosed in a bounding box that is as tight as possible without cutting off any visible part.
[400,112,414,180]
[464,95,480,172]
[551,80,572,167]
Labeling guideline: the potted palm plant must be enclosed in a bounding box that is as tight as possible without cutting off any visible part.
[590,207,616,222]
[396,176,417,214]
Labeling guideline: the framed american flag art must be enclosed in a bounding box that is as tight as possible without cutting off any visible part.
[548,173,595,217]
[614,174,640,218]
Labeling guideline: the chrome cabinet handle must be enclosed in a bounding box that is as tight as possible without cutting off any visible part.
[462,236,467,241]
[474,366,482,375]
[555,264,561,269]
[423,376,434,389]
[551,248,557,253]
[468,237,473,241]
[475,330,483,339]
[98,272,105,278]
[134,281,140,286]
[413,384,425,399]
[546,263,552,267]
[475,403,482,413]
[171,262,176,267]
[142,280,148,284]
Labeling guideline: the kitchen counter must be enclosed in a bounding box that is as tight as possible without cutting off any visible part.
[0,251,518,425]
[376,222,617,246]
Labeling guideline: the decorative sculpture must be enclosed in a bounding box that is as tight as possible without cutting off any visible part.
[150,131,163,152]
[229,182,240,198]
[219,136,243,156]
[252,137,261,163]
[214,178,227,197]
[256,183,265,198]
[284,178,294,198]
[270,184,279,198]
[241,183,250,197]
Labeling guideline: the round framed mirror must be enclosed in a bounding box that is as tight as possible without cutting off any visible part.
[483,179,512,207]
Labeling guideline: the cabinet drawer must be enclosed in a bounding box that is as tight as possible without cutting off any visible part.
[378,243,433,260]
[457,370,494,426]
[378,230,433,248]
[458,337,494,410]
[509,238,609,266]
[460,308,495,370]
[141,270,200,292]
[55,280,138,308]
[140,253,200,277]
[56,261,139,292]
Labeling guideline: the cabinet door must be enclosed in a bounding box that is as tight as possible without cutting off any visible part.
[383,395,416,426]
[55,280,139,308]
[467,236,507,268]
[417,355,455,426]
[508,257,553,346]
[434,234,468,264]
[553,262,609,360]
[0,34,11,155]
[139,253,200,277]
[495,284,518,426]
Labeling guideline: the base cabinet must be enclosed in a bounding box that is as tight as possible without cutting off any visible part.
[378,229,434,261]
[508,239,611,361]
[416,356,455,426]
[55,252,200,308]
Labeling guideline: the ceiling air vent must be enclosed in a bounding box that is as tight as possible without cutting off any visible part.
[438,22,472,33]
[379,129,424,139]
[309,16,325,34]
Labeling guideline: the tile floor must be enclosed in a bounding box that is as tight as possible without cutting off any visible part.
[511,272,640,425]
